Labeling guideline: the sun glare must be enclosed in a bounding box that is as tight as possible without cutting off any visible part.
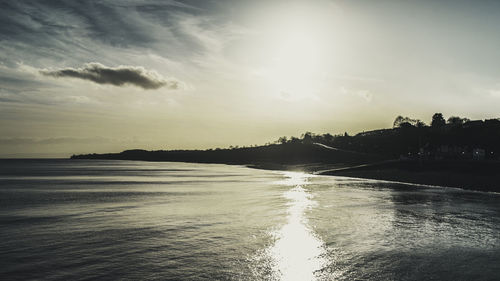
[250,3,332,100]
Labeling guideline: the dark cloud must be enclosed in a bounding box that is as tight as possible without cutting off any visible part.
[40,63,182,90]
[0,0,210,67]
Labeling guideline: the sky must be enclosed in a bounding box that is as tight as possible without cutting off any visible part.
[1,0,500,157]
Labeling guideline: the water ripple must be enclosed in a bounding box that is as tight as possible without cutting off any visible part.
[269,172,326,281]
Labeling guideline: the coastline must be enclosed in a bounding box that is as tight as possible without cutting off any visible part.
[69,143,500,193]
[248,160,500,193]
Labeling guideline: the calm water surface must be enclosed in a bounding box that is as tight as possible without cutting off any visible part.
[0,159,499,280]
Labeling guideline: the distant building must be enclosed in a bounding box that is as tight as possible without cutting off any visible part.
[463,120,483,128]
[472,148,485,160]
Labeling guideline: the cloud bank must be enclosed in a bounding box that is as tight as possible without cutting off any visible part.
[40,63,182,90]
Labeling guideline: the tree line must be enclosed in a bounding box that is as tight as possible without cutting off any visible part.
[273,113,500,159]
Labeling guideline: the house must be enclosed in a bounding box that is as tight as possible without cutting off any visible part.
[463,120,483,129]
[472,148,485,160]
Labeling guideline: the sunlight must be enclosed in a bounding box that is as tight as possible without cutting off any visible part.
[250,3,332,100]
[270,172,326,281]
[276,171,315,186]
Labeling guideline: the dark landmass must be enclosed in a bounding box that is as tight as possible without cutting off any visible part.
[320,160,500,193]
[71,142,387,168]
[72,114,500,192]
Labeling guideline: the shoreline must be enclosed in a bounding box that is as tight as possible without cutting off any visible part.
[68,143,500,193]
[248,160,500,193]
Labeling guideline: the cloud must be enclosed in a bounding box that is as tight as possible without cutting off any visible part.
[0,1,219,68]
[357,90,373,102]
[488,89,500,98]
[339,87,373,102]
[40,63,183,90]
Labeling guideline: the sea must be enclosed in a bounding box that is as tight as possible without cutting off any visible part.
[0,159,499,280]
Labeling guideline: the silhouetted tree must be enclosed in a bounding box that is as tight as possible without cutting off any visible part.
[399,122,415,129]
[393,115,423,128]
[323,133,334,143]
[416,120,427,128]
[393,115,405,128]
[301,132,313,143]
[447,116,470,126]
[431,113,446,128]
[277,136,288,144]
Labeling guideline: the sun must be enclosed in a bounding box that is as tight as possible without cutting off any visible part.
[267,26,323,99]
[247,2,333,100]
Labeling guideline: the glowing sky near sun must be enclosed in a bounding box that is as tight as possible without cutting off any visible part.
[1,0,500,157]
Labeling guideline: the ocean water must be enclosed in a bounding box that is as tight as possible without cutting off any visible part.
[0,159,499,280]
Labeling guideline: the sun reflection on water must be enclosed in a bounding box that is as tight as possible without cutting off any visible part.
[270,172,326,281]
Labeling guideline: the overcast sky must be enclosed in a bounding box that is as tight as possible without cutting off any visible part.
[1,0,500,157]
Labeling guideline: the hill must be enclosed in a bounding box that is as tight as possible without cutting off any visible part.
[71,142,387,171]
